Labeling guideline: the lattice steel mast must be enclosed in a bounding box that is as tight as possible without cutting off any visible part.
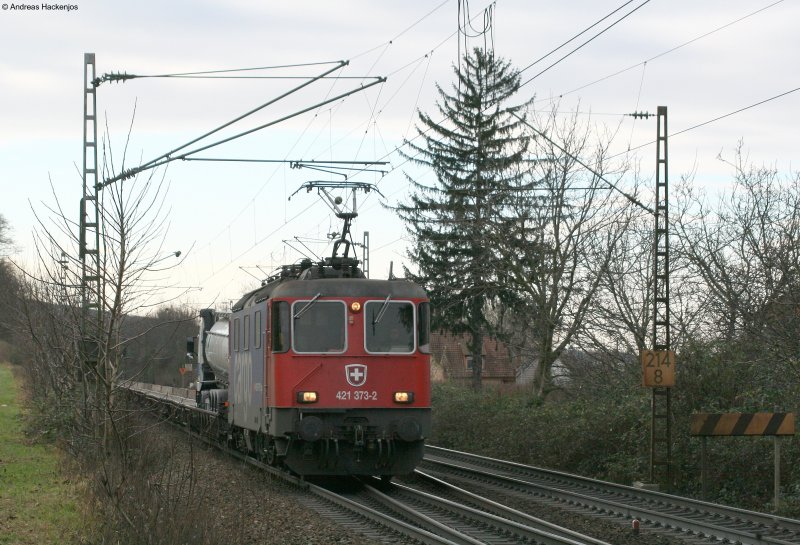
[650,105,672,486]
[80,53,102,367]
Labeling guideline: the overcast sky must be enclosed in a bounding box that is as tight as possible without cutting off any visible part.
[1,0,798,310]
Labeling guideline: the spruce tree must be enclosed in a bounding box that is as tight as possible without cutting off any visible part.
[397,48,530,388]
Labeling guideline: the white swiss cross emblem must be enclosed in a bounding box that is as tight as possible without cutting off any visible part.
[345,364,368,387]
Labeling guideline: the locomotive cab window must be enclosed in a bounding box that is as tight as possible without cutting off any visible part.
[365,300,415,354]
[418,302,431,354]
[292,300,346,353]
[272,301,289,353]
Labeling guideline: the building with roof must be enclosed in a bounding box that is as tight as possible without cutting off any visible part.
[429,331,518,384]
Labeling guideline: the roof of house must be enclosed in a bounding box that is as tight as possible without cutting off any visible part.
[430,331,517,380]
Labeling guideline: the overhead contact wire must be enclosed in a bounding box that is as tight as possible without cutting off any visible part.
[520,0,652,88]
[101,61,351,186]
[542,0,785,104]
[518,0,637,75]
[349,0,450,61]
[616,86,800,159]
[118,61,346,78]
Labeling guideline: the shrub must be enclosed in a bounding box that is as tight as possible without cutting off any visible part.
[430,349,800,518]
[430,382,651,482]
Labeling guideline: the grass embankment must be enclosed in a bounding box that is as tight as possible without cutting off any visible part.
[0,364,85,545]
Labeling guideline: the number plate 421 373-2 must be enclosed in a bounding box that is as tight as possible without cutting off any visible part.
[336,390,378,401]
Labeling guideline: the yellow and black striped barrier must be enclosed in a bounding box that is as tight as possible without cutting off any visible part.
[691,412,794,508]
[690,412,795,436]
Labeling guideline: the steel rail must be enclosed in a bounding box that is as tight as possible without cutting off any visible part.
[365,478,606,545]
[426,445,800,542]
[123,383,459,544]
[122,384,620,544]
[412,470,613,545]
[307,482,463,545]
[347,483,488,545]
[423,458,764,544]
[122,385,800,545]
[423,449,799,545]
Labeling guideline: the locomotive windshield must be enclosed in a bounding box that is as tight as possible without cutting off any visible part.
[365,301,415,353]
[292,300,346,353]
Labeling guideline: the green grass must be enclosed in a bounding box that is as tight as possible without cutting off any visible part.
[0,364,86,544]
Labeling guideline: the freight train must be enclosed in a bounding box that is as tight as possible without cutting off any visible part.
[189,195,431,477]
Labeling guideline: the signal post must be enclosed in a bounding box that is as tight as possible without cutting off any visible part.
[641,106,674,490]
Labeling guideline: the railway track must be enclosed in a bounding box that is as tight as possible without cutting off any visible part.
[312,475,612,545]
[422,445,800,545]
[126,383,800,544]
[126,383,419,543]
[126,382,613,544]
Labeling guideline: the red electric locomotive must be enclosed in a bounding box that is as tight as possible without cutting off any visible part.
[191,183,431,477]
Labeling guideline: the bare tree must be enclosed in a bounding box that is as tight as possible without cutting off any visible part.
[23,166,178,396]
[569,205,708,395]
[0,214,12,255]
[0,215,20,345]
[498,108,639,399]
[563,209,652,391]
[673,144,800,378]
[10,114,197,537]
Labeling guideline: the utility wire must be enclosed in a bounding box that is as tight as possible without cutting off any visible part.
[519,0,637,75]
[673,87,800,137]
[388,0,785,169]
[129,75,383,80]
[357,1,791,265]
[350,0,450,61]
[100,61,349,186]
[393,87,800,214]
[100,75,385,188]
[95,61,345,84]
[520,0,652,88]
[245,4,487,253]
[362,0,661,194]
[183,157,387,168]
[546,0,785,104]
[510,112,653,213]
[614,86,800,159]
[380,0,787,200]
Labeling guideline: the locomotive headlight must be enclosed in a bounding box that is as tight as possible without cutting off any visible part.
[297,391,318,403]
[393,391,414,403]
[350,301,362,313]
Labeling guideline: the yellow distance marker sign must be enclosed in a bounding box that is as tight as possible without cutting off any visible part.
[640,349,675,387]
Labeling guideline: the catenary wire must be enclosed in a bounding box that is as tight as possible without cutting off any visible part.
[518,0,638,75]
[119,2,786,291]
[520,0,652,88]
[545,0,785,104]
[612,86,800,160]
[367,0,789,201]
[98,61,345,80]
